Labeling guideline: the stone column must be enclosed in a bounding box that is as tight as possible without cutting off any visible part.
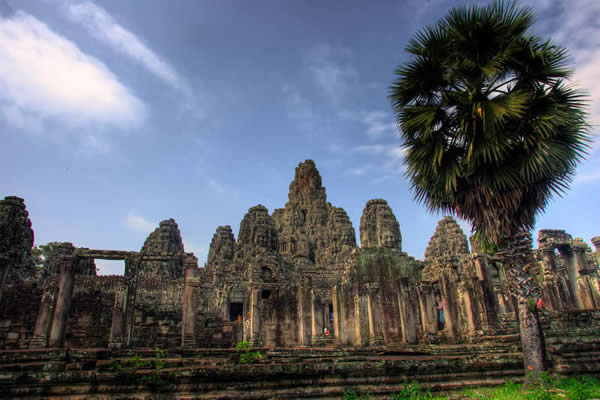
[310,290,324,344]
[109,288,126,350]
[123,256,140,348]
[541,249,556,272]
[332,286,341,343]
[367,285,384,346]
[562,248,584,310]
[355,291,370,347]
[0,260,9,305]
[250,288,262,346]
[48,256,76,347]
[296,285,312,346]
[398,280,418,344]
[30,281,57,348]
[182,264,200,348]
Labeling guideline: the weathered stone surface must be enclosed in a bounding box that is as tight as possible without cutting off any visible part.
[1,160,600,377]
[238,206,278,251]
[0,196,35,283]
[140,219,185,279]
[359,199,402,250]
[207,226,235,264]
[424,216,470,262]
[272,160,357,283]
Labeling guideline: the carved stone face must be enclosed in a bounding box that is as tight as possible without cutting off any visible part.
[381,231,395,248]
[255,230,268,248]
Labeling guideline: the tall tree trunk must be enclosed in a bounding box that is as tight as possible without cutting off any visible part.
[496,231,547,379]
[518,299,545,380]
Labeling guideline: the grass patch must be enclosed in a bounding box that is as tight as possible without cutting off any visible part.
[345,375,600,400]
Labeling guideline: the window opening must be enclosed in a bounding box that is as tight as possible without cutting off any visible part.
[229,302,244,322]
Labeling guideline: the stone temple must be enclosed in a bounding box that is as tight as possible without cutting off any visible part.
[1,160,600,398]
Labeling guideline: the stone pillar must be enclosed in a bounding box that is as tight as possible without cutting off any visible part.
[355,291,370,347]
[0,260,9,305]
[541,249,556,272]
[310,290,324,344]
[562,248,584,310]
[398,280,418,344]
[48,256,76,347]
[332,286,341,343]
[297,285,312,346]
[123,256,140,348]
[592,237,600,266]
[109,288,126,350]
[30,281,57,348]
[367,285,384,346]
[182,264,200,348]
[439,275,457,343]
[250,288,262,346]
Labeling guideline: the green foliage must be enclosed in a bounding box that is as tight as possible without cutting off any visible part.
[342,389,370,400]
[235,341,252,352]
[340,376,600,400]
[557,375,600,400]
[389,0,591,248]
[111,347,172,390]
[391,380,432,399]
[235,341,263,364]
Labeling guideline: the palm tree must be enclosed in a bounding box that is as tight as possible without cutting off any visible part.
[389,1,590,378]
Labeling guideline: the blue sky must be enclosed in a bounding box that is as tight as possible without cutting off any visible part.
[1,0,598,275]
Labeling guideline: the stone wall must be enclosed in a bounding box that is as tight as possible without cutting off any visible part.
[1,160,599,354]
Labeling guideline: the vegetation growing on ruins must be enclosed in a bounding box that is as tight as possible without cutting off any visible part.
[389,0,591,377]
[111,347,173,391]
[344,375,600,400]
[235,340,263,364]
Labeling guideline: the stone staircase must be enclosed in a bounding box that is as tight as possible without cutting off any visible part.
[0,344,526,399]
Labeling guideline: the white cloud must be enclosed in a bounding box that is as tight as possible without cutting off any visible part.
[340,110,398,140]
[183,239,207,259]
[575,170,600,184]
[126,213,156,234]
[335,143,407,182]
[66,1,189,97]
[521,0,600,153]
[0,11,144,133]
[208,178,224,193]
[307,44,358,104]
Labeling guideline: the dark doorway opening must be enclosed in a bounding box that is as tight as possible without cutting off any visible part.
[329,304,334,325]
[261,289,271,299]
[229,302,244,322]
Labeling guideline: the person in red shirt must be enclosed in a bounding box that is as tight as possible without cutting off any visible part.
[536,297,545,310]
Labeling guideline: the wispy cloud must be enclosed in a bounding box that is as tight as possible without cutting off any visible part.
[340,110,398,140]
[0,11,144,134]
[335,143,407,183]
[306,44,358,105]
[522,0,600,153]
[208,178,225,193]
[65,1,189,97]
[183,239,207,259]
[126,213,156,233]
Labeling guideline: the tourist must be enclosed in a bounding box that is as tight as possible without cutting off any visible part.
[435,295,445,330]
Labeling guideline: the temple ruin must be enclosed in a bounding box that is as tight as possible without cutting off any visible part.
[1,160,599,398]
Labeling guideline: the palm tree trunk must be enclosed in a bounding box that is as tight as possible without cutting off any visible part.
[518,299,546,380]
[496,231,547,380]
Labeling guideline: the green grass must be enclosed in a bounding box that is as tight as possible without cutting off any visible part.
[344,375,600,400]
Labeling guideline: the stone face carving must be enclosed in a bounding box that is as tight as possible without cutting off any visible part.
[360,199,402,250]
[207,226,236,265]
[424,216,470,262]
[238,206,278,251]
[271,160,357,283]
[140,219,185,279]
[0,196,35,284]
